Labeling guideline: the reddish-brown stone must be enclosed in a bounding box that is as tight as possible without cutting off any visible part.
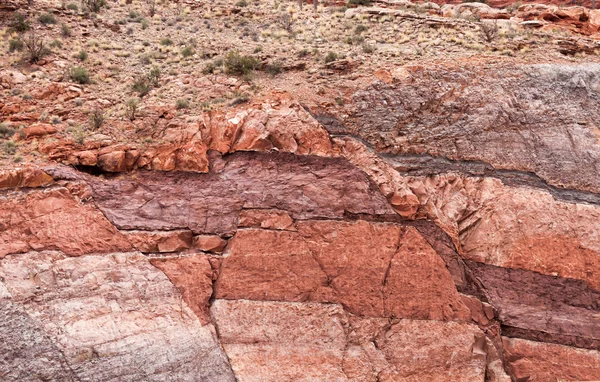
[150,254,214,324]
[192,235,228,253]
[122,230,193,253]
[0,188,132,257]
[238,209,295,230]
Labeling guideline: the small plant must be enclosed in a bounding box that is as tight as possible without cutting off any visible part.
[148,66,160,86]
[279,12,294,33]
[479,20,498,43]
[176,99,190,109]
[141,19,149,29]
[38,13,57,25]
[0,124,15,139]
[3,141,17,156]
[181,46,194,57]
[325,51,338,63]
[69,66,90,84]
[81,0,107,13]
[348,0,371,5]
[126,98,139,121]
[50,39,63,48]
[264,61,282,76]
[75,50,88,61]
[160,38,173,46]
[202,61,216,74]
[147,0,157,17]
[236,0,248,6]
[132,75,151,97]
[67,2,79,11]
[89,108,104,129]
[23,31,50,63]
[362,43,375,53]
[11,13,31,33]
[61,23,72,36]
[298,48,309,57]
[9,39,24,53]
[223,51,259,76]
[354,24,368,34]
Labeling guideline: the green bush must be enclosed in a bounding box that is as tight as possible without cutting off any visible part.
[264,61,282,76]
[223,51,259,76]
[0,124,15,139]
[3,141,17,156]
[38,13,57,25]
[66,2,79,11]
[9,39,24,53]
[236,0,248,6]
[325,51,338,63]
[11,13,30,33]
[181,46,194,57]
[132,75,151,97]
[176,99,190,109]
[348,0,371,5]
[61,23,72,37]
[76,50,88,61]
[69,66,90,84]
[81,0,107,13]
[160,38,173,46]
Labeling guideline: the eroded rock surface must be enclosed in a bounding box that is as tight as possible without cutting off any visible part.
[0,251,235,381]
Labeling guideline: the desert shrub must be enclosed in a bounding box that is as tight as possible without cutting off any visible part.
[61,23,72,36]
[202,61,216,74]
[263,61,282,76]
[89,108,104,129]
[181,46,194,57]
[147,0,157,17]
[38,13,57,25]
[148,66,160,86]
[223,51,258,75]
[69,66,90,84]
[362,43,375,53]
[23,31,50,63]
[126,98,139,120]
[348,0,371,5]
[3,141,17,155]
[11,13,31,33]
[81,0,107,12]
[0,124,15,139]
[49,39,63,48]
[141,19,149,29]
[479,20,498,42]
[298,48,309,57]
[76,50,88,61]
[67,2,79,11]
[160,38,173,46]
[236,0,248,6]
[325,51,338,63]
[132,75,151,97]
[9,39,24,52]
[354,24,368,34]
[176,99,190,109]
[279,12,294,33]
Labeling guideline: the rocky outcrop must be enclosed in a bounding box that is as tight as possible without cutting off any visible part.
[0,251,235,381]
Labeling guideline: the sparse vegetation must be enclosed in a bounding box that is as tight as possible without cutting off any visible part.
[23,31,50,63]
[69,66,91,84]
[348,0,371,5]
[89,108,104,130]
[81,0,106,13]
[126,98,140,121]
[0,124,15,139]
[9,39,24,53]
[176,99,190,109]
[325,51,338,63]
[76,50,88,61]
[480,20,499,43]
[223,51,259,76]
[181,46,194,57]
[61,23,72,36]
[38,13,57,25]
[11,13,31,33]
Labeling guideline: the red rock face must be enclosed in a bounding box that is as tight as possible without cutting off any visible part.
[215,221,470,321]
[0,188,131,257]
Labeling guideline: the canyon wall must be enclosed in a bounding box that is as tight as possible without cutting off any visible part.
[2,62,600,381]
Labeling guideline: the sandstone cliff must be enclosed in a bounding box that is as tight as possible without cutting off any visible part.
[2,0,600,381]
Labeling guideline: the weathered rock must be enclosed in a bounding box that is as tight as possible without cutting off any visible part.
[238,208,295,230]
[0,251,235,381]
[215,220,470,321]
[23,123,57,139]
[123,230,193,253]
[87,152,396,235]
[192,234,228,252]
[0,167,53,189]
[0,188,132,257]
[211,299,494,381]
[503,337,600,381]
[149,254,214,324]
